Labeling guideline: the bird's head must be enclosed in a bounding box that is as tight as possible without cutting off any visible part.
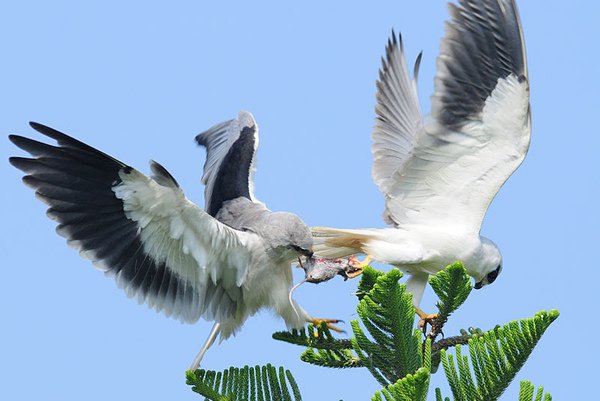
[262,212,313,262]
[474,237,503,290]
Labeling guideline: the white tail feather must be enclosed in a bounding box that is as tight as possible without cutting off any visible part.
[310,226,373,259]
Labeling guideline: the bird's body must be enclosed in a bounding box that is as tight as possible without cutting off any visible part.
[313,0,530,306]
[212,197,312,337]
[9,111,316,369]
[320,226,487,275]
[313,225,501,305]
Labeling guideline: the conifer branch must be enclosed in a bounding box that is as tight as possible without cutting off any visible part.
[439,310,559,401]
[272,326,354,350]
[519,380,552,401]
[189,264,558,401]
[186,364,302,401]
[373,367,431,401]
[428,262,472,340]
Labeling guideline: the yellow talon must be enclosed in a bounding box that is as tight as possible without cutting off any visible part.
[309,318,345,336]
[416,307,439,332]
[347,255,372,278]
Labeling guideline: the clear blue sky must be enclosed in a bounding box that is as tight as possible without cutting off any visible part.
[1,1,598,400]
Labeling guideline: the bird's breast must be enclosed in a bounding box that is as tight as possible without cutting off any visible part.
[365,226,481,275]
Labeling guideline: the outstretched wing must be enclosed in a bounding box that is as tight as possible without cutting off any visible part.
[379,0,531,231]
[9,122,261,324]
[196,111,260,217]
[371,32,423,224]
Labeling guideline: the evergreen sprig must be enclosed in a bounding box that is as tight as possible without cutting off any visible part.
[272,326,354,351]
[273,324,361,368]
[189,264,558,401]
[300,345,363,369]
[274,267,425,385]
[351,267,422,385]
[186,364,302,401]
[373,367,431,401]
[518,380,552,401]
[439,310,559,401]
[428,262,473,339]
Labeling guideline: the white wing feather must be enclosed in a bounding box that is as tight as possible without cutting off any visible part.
[385,76,530,230]
[371,34,423,200]
[113,168,261,323]
[375,0,530,232]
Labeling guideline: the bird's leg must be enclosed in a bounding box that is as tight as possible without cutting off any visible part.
[189,322,221,371]
[308,318,345,334]
[415,308,439,334]
[346,255,372,278]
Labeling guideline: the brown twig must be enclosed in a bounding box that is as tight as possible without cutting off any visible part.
[427,313,449,342]
[431,333,473,356]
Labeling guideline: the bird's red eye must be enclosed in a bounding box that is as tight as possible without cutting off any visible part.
[487,265,501,284]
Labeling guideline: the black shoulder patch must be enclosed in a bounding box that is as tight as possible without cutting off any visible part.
[206,126,256,216]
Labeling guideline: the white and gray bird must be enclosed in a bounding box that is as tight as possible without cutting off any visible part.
[9,111,336,370]
[312,0,531,314]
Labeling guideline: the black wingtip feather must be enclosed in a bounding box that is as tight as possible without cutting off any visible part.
[25,122,127,168]
[195,132,207,147]
[414,52,423,81]
[9,134,37,152]
[150,160,180,188]
[10,122,205,324]
[8,134,21,145]
[30,121,80,146]
[435,0,527,130]
[8,156,27,171]
[29,121,64,140]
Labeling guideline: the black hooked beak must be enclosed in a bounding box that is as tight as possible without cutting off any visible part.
[292,245,313,259]
[474,280,483,290]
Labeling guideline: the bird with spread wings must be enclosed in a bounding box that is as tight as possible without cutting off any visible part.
[9,111,340,370]
[312,0,531,321]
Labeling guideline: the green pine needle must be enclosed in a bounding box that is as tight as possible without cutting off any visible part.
[441,310,559,401]
[350,268,422,385]
[272,327,354,351]
[190,263,559,401]
[428,262,472,338]
[519,380,552,401]
[373,367,431,401]
[186,364,303,401]
[356,266,386,298]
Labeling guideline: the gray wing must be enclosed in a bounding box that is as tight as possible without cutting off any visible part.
[379,0,531,230]
[431,0,527,129]
[10,123,261,324]
[371,32,423,199]
[196,111,259,217]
